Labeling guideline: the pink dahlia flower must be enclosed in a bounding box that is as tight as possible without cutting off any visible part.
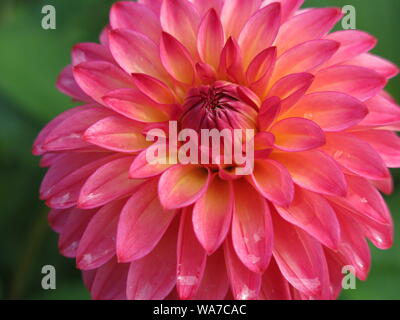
[34,0,400,300]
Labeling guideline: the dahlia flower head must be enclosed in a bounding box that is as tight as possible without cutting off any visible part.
[33,0,400,300]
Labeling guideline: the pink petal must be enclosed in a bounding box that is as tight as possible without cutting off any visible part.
[195,62,217,84]
[126,219,179,300]
[193,174,233,254]
[116,178,176,262]
[78,156,144,209]
[322,132,389,180]
[269,117,326,152]
[270,150,347,197]
[324,249,345,299]
[160,32,195,84]
[160,0,200,56]
[272,212,329,297]
[238,3,281,67]
[82,270,97,291]
[91,257,129,300]
[190,0,224,16]
[77,200,126,270]
[84,115,150,153]
[282,91,368,132]
[323,30,377,67]
[224,237,261,300]
[56,65,94,103]
[268,73,315,112]
[221,0,262,39]
[72,42,114,66]
[103,88,170,123]
[351,130,400,168]
[329,175,391,225]
[272,40,339,83]
[218,37,245,83]
[48,208,70,233]
[197,9,225,69]
[360,95,400,127]
[261,0,304,21]
[275,187,341,249]
[231,179,273,274]
[110,1,161,43]
[158,165,210,209]
[73,61,135,104]
[108,29,167,81]
[259,258,291,300]
[308,65,386,101]
[251,159,294,207]
[346,53,399,79]
[194,249,230,300]
[138,0,162,15]
[274,8,342,55]
[59,208,95,258]
[132,73,177,104]
[177,207,207,300]
[258,96,281,131]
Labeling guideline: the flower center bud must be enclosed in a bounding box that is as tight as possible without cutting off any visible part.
[179,81,258,133]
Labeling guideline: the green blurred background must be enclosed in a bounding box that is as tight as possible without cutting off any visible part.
[0,0,398,300]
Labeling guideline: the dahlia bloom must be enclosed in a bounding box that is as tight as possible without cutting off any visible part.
[33,0,400,300]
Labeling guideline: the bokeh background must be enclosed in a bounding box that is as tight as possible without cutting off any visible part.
[0,0,398,300]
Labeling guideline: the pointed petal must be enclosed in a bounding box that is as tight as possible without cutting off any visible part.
[322,132,389,180]
[108,29,167,81]
[193,174,233,254]
[261,0,304,21]
[160,32,195,84]
[78,156,144,209]
[132,73,177,104]
[160,0,200,56]
[275,187,341,249]
[56,65,94,103]
[309,65,386,101]
[270,118,326,152]
[270,150,347,197]
[73,61,134,104]
[126,219,179,300]
[282,92,368,132]
[197,9,225,69]
[72,42,114,66]
[346,53,399,79]
[360,95,400,127]
[231,179,273,274]
[224,238,261,300]
[110,1,161,43]
[158,165,210,209]
[48,209,70,233]
[259,258,291,300]
[238,3,281,67]
[84,115,150,153]
[177,207,207,300]
[77,200,126,270]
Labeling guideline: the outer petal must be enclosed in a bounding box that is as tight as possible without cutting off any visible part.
[270,150,347,197]
[56,65,94,103]
[103,88,170,123]
[73,61,135,104]
[110,1,162,43]
[177,207,207,300]
[76,200,126,270]
[272,212,329,297]
[193,174,233,254]
[197,9,225,69]
[78,156,144,209]
[126,219,179,300]
[261,0,304,21]
[108,29,167,81]
[308,65,386,101]
[251,159,294,207]
[158,165,210,209]
[84,115,150,153]
[116,178,176,262]
[346,53,399,79]
[72,42,114,66]
[238,3,281,67]
[231,179,273,274]
[282,92,368,132]
[224,237,261,300]
[322,132,390,180]
[275,187,341,249]
[160,0,200,56]
[274,8,342,55]
[269,118,326,152]
[360,95,400,127]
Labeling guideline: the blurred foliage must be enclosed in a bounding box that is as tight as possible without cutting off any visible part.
[0,0,398,300]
